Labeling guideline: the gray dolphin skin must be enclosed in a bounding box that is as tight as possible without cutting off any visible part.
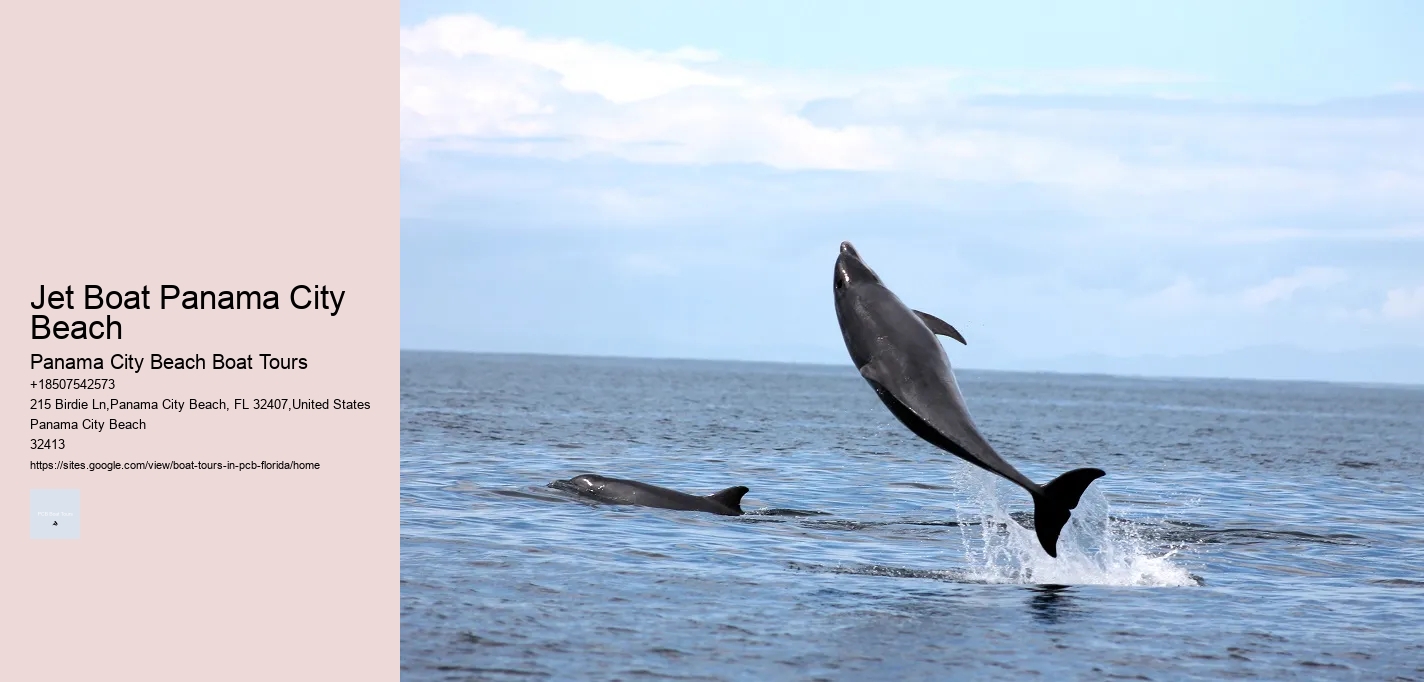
[549,474,748,516]
[833,241,1105,557]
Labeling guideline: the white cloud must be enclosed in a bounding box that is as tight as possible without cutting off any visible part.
[399,13,1424,234]
[1130,277,1202,314]
[1240,267,1347,307]
[1129,267,1349,316]
[399,15,901,172]
[401,15,739,104]
[1207,224,1424,244]
[1382,285,1424,319]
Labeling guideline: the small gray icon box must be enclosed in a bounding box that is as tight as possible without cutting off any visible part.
[31,489,81,539]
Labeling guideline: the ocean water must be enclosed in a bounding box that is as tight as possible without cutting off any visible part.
[400,351,1424,680]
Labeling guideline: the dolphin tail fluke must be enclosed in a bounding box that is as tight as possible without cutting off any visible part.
[1030,468,1106,558]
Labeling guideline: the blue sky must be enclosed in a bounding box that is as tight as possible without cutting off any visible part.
[400,2,1424,383]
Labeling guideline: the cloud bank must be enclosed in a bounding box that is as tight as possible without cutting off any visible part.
[402,15,1422,209]
[400,13,1424,382]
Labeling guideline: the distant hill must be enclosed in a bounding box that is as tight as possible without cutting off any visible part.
[1010,345,1424,386]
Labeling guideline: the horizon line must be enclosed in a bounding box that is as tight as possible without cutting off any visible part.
[398,347,1424,390]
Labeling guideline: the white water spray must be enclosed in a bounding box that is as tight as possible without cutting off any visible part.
[950,468,1198,587]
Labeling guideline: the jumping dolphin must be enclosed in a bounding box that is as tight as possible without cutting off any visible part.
[832,241,1104,557]
[548,474,748,516]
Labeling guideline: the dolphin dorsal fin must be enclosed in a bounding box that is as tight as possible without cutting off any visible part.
[913,310,967,345]
[707,486,748,512]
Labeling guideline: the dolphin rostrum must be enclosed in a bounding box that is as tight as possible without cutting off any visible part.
[832,241,1104,557]
[549,474,749,516]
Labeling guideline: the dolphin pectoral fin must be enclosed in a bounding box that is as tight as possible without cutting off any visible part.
[913,310,967,345]
[707,486,749,514]
[858,361,891,385]
[860,361,943,431]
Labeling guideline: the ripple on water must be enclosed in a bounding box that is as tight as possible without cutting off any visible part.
[401,352,1424,681]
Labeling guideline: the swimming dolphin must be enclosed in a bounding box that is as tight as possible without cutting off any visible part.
[832,241,1104,557]
[549,474,748,516]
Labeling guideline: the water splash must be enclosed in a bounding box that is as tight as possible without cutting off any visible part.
[951,468,1199,587]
